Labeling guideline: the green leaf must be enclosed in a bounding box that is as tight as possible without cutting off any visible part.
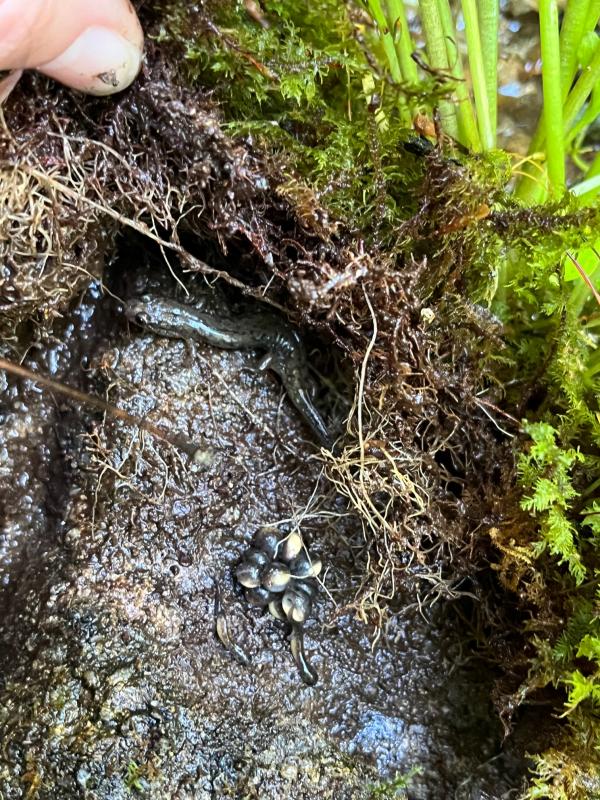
[577,634,600,663]
[563,669,600,712]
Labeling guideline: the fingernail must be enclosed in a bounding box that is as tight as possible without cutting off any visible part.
[37,25,143,96]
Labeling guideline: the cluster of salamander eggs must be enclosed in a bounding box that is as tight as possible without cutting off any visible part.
[235,526,322,624]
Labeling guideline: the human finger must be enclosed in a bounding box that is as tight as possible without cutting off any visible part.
[0,0,143,95]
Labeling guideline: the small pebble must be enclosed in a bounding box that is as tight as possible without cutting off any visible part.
[280,763,298,781]
[258,749,277,768]
[82,670,99,690]
[192,448,214,470]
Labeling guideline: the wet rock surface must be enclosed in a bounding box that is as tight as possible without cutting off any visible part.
[0,279,528,799]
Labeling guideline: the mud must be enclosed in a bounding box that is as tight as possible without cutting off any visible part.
[0,268,529,799]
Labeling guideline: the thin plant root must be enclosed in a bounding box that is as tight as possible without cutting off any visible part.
[0,356,199,456]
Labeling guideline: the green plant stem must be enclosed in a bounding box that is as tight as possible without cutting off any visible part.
[436,0,481,150]
[559,0,592,101]
[517,0,600,202]
[563,41,600,133]
[419,0,459,139]
[461,0,494,150]
[477,0,499,146]
[587,0,600,30]
[518,41,600,202]
[572,173,600,202]
[565,86,600,148]
[514,132,546,204]
[539,0,565,195]
[386,0,419,84]
[366,0,403,83]
[587,152,600,179]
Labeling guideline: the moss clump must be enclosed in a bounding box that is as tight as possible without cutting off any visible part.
[153,0,433,231]
[481,187,600,795]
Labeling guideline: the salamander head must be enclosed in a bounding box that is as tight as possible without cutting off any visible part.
[124,294,192,338]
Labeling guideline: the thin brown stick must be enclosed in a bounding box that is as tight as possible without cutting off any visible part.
[22,167,287,311]
[566,251,600,307]
[0,356,199,457]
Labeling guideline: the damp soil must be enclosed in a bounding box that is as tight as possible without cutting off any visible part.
[0,264,531,799]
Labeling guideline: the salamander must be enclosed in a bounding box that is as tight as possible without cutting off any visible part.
[125,294,333,449]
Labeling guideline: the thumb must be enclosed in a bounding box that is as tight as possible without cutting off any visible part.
[0,0,143,95]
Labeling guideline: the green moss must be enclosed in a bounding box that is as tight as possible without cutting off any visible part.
[157,0,364,123]
[368,766,423,798]
[523,718,600,800]
[125,761,146,793]
[518,421,586,583]
[495,226,600,795]
[514,422,600,793]
[155,0,431,232]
